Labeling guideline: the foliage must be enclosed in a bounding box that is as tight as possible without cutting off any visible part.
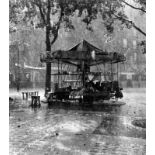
[9,0,145,46]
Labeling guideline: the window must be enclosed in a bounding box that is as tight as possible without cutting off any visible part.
[123,39,127,48]
[133,40,137,49]
[141,74,146,81]
[119,74,127,81]
[133,29,137,36]
[134,53,137,61]
[132,74,138,81]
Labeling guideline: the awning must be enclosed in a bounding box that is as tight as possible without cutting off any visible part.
[41,40,126,66]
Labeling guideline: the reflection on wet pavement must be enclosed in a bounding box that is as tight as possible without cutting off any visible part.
[9,88,146,155]
[93,115,145,139]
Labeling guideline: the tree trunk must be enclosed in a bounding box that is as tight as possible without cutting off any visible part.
[45,26,51,96]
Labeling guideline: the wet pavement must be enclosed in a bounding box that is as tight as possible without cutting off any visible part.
[9,88,146,155]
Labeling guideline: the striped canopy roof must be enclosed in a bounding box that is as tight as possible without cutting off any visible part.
[41,40,126,66]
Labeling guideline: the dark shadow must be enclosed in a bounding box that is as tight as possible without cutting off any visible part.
[29,104,41,113]
[47,102,123,114]
[93,112,146,139]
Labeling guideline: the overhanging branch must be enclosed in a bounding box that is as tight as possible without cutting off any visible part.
[121,0,146,13]
[50,7,64,45]
[113,14,146,36]
[33,0,46,24]
[132,23,146,36]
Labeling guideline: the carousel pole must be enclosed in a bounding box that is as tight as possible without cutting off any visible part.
[82,61,86,87]
[111,61,113,91]
[60,62,62,88]
[111,61,113,81]
[104,63,105,81]
[58,59,60,88]
[117,63,118,79]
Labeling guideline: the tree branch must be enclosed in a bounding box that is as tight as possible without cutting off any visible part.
[33,0,46,24]
[121,0,146,13]
[132,23,146,36]
[113,14,146,36]
[50,30,59,45]
[38,6,46,24]
[51,7,64,45]
[46,0,51,26]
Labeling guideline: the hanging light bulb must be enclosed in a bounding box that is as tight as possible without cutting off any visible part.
[91,50,96,60]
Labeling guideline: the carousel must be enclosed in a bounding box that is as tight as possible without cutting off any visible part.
[41,40,126,106]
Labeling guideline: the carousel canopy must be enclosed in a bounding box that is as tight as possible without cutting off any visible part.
[41,40,126,66]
